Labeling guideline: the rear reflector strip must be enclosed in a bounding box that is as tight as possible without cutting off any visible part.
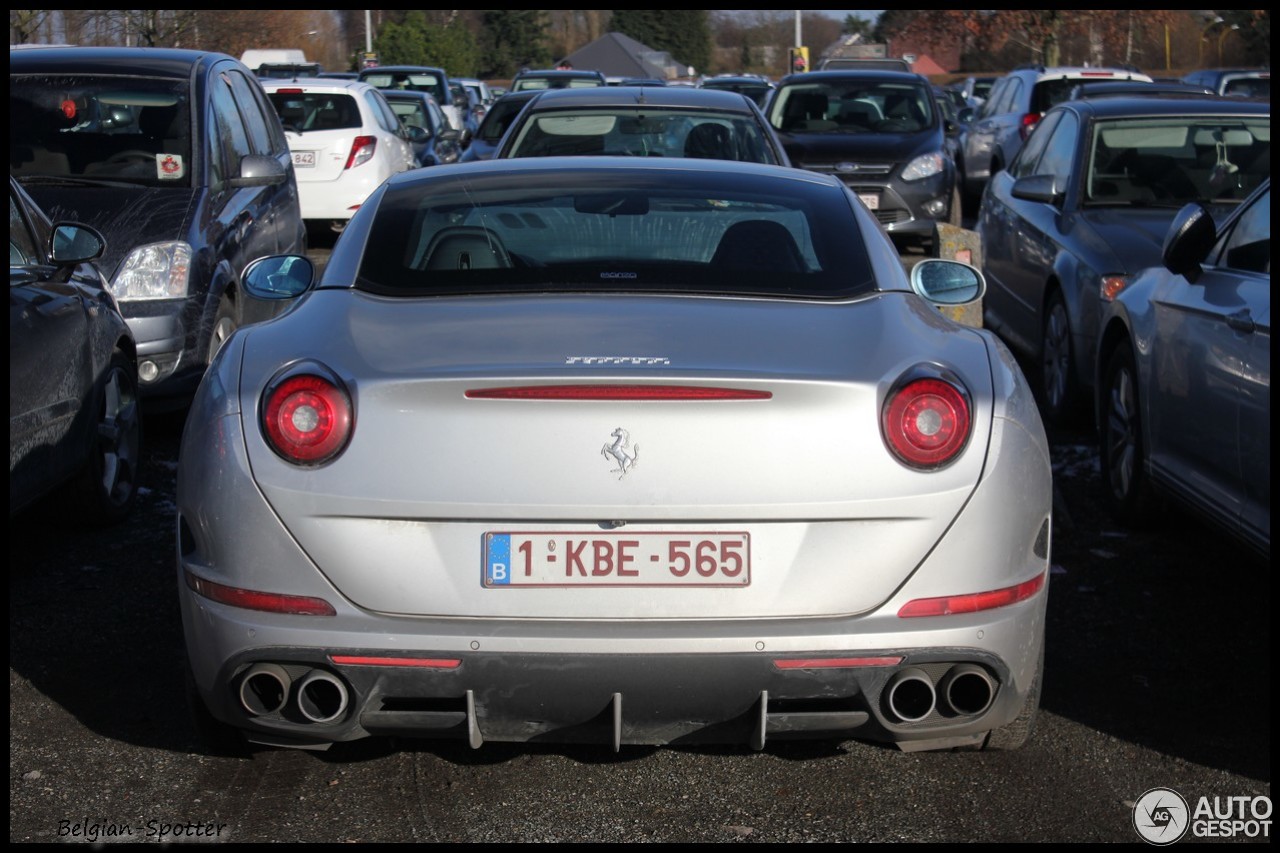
[184,569,336,616]
[897,572,1046,618]
[330,656,461,669]
[773,656,904,669]
[466,385,772,401]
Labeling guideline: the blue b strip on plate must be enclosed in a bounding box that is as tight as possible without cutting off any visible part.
[486,533,511,585]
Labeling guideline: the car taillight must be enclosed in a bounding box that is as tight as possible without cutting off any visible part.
[897,572,1045,617]
[345,135,377,169]
[882,376,972,469]
[1019,112,1041,140]
[262,371,353,465]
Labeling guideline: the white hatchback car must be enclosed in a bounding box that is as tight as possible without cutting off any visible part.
[261,79,418,233]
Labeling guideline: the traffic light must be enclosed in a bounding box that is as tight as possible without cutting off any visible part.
[788,46,809,74]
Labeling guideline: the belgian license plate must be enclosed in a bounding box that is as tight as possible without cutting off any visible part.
[484,532,750,587]
[292,151,316,168]
[858,193,880,210]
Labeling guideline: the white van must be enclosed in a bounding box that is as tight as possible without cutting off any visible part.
[240,49,308,72]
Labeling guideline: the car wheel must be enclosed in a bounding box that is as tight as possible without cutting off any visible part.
[1039,291,1080,427]
[208,296,236,364]
[68,349,142,525]
[982,645,1042,751]
[1099,341,1156,525]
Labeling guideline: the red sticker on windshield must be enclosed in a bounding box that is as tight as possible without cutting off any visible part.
[61,99,77,119]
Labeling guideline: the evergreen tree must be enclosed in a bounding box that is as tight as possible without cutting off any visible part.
[480,9,551,78]
[612,9,711,75]
[375,11,480,76]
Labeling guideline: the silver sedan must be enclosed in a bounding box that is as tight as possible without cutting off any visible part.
[178,158,1051,755]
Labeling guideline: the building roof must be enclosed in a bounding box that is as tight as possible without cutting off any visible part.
[558,32,680,80]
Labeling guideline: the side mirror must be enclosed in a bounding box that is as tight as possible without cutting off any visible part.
[1161,202,1216,281]
[910,258,985,305]
[1011,174,1062,205]
[232,153,287,188]
[406,125,430,143]
[242,255,315,300]
[49,223,106,265]
[958,107,974,124]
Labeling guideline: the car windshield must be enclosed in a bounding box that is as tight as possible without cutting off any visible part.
[356,169,875,299]
[769,81,934,134]
[476,99,529,143]
[1223,77,1270,99]
[10,75,193,187]
[362,71,447,103]
[701,81,772,107]
[1086,116,1270,206]
[513,77,604,91]
[504,110,778,163]
[266,91,361,132]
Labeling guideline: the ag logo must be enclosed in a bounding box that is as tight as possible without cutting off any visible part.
[1133,787,1190,845]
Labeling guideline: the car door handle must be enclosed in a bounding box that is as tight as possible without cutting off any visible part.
[1226,310,1255,333]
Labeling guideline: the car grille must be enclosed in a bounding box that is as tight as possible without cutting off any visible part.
[802,162,895,178]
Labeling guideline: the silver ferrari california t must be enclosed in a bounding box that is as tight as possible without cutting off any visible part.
[178,158,1051,754]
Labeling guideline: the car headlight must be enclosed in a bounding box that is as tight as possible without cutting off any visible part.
[110,241,192,300]
[901,152,945,182]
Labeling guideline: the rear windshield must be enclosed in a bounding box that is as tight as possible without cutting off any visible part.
[504,110,779,163]
[768,80,935,134]
[267,92,361,132]
[513,76,605,91]
[11,74,192,186]
[357,169,875,299]
[362,71,448,104]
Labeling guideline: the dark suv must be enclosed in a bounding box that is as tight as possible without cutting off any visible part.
[10,47,306,407]
[764,70,963,250]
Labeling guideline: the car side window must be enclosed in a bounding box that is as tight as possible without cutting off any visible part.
[1010,111,1062,179]
[999,78,1025,115]
[211,75,254,174]
[10,192,39,266]
[979,79,1007,118]
[1034,111,1079,184]
[1215,189,1271,274]
[364,91,397,134]
[226,69,278,156]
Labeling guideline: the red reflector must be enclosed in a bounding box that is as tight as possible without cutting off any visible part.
[466,385,772,401]
[330,656,461,669]
[773,656,904,669]
[184,569,336,616]
[897,572,1046,618]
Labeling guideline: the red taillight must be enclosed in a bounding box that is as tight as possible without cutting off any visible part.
[897,572,1046,618]
[882,377,971,469]
[262,372,353,465]
[184,569,336,616]
[276,88,304,94]
[1019,112,1041,140]
[466,385,772,401]
[344,135,377,169]
[330,656,462,669]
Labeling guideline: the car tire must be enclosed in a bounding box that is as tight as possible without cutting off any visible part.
[982,645,1043,751]
[67,349,142,525]
[208,295,237,364]
[1099,341,1156,526]
[1039,290,1080,428]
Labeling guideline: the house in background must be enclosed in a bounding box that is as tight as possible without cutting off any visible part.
[557,32,693,81]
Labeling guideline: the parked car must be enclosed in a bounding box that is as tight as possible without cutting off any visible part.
[699,74,775,108]
[358,65,462,134]
[493,86,790,165]
[260,78,419,235]
[10,46,307,407]
[179,157,1050,754]
[457,91,539,163]
[954,75,998,110]
[256,62,323,80]
[1094,179,1269,558]
[959,65,1152,208]
[510,69,607,92]
[380,90,463,168]
[1181,67,1270,100]
[449,82,483,146]
[455,77,494,109]
[764,69,963,251]
[10,176,142,524]
[976,93,1269,425]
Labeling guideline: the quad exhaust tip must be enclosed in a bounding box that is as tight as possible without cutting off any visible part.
[239,663,291,716]
[939,664,996,717]
[885,667,937,722]
[297,670,349,724]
